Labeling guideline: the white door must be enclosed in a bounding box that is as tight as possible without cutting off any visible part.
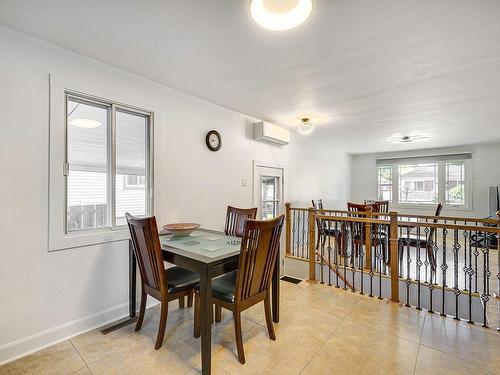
[254,164,285,275]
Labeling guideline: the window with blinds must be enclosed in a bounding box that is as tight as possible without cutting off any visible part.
[376,154,471,208]
[65,93,152,232]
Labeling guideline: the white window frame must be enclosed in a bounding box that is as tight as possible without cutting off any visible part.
[48,77,154,251]
[376,155,472,210]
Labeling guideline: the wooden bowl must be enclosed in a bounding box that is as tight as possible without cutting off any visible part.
[162,223,200,238]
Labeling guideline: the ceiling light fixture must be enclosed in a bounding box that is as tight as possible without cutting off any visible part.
[388,135,431,144]
[298,118,313,134]
[250,0,313,31]
[69,118,103,129]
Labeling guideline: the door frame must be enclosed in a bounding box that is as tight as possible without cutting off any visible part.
[253,160,286,275]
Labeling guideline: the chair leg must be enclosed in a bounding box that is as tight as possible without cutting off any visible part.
[264,293,276,341]
[178,297,185,309]
[187,292,193,308]
[233,311,245,364]
[215,305,222,322]
[193,292,200,338]
[155,300,169,350]
[135,287,147,332]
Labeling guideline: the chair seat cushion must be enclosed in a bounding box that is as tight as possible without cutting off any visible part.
[195,270,237,303]
[166,266,199,294]
[399,234,428,247]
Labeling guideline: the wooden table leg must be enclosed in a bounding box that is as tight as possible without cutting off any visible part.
[199,267,212,375]
[272,253,280,323]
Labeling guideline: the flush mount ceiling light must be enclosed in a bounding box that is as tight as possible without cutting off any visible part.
[69,118,102,128]
[298,118,313,134]
[388,135,431,144]
[250,0,313,31]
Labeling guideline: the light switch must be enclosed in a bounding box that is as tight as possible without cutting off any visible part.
[241,179,248,187]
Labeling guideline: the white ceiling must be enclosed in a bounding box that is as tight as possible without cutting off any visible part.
[1,0,500,154]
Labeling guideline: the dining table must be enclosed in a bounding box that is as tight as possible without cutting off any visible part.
[126,228,281,375]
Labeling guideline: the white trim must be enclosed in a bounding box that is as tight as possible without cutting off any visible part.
[48,75,156,251]
[0,299,159,366]
[376,158,473,210]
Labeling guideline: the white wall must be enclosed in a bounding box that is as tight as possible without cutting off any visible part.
[0,26,351,363]
[351,144,500,217]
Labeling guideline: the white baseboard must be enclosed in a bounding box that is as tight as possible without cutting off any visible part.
[0,299,159,366]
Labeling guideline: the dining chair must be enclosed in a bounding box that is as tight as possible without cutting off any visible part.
[194,215,285,364]
[215,206,259,322]
[312,199,342,255]
[225,206,258,238]
[398,203,443,273]
[126,213,199,350]
[364,200,390,214]
[347,202,387,264]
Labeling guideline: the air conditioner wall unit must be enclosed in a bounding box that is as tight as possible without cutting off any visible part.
[253,121,289,146]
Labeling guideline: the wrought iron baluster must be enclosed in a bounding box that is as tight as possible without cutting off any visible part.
[292,210,300,257]
[465,228,473,324]
[440,227,448,317]
[405,225,411,308]
[343,223,348,291]
[416,225,422,310]
[481,231,490,327]
[327,218,332,286]
[377,232,383,300]
[334,220,340,288]
[452,227,461,320]
[474,229,479,293]
[319,217,324,285]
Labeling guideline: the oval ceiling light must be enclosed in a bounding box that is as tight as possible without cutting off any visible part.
[388,135,431,144]
[69,118,102,128]
[250,0,313,31]
[298,118,313,134]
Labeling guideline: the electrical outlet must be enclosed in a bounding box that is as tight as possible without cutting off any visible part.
[241,179,247,187]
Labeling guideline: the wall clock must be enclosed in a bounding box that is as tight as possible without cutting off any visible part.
[205,130,222,151]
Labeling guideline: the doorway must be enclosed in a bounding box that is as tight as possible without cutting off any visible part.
[253,163,285,275]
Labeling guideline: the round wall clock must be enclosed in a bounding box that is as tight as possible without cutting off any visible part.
[205,130,222,151]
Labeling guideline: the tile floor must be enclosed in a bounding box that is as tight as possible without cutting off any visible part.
[1,281,499,375]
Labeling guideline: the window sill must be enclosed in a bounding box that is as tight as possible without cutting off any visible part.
[48,228,130,252]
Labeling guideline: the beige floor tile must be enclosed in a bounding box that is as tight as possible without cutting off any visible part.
[414,345,497,375]
[212,323,320,375]
[421,314,500,370]
[344,297,427,343]
[72,303,194,364]
[0,341,86,375]
[69,368,92,375]
[300,319,419,375]
[87,311,255,374]
[2,281,498,375]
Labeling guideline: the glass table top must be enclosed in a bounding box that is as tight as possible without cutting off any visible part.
[160,229,242,263]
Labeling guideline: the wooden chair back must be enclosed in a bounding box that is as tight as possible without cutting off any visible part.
[347,202,378,238]
[235,215,284,303]
[427,203,444,242]
[126,213,166,297]
[312,199,326,232]
[369,200,389,213]
[225,206,258,238]
[312,199,324,210]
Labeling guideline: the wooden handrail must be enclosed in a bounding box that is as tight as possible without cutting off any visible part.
[396,221,500,233]
[398,213,498,225]
[315,250,353,290]
[315,214,390,225]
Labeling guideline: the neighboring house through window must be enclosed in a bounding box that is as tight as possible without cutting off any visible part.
[376,153,471,208]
